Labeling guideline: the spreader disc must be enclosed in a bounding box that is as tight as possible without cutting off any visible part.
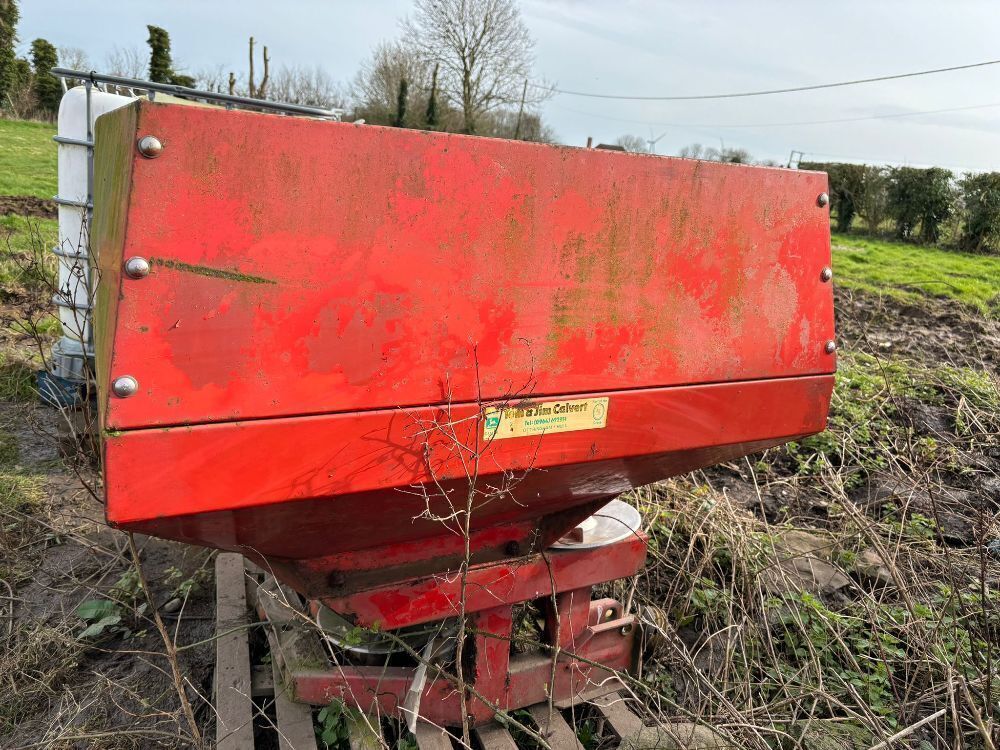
[550,499,643,550]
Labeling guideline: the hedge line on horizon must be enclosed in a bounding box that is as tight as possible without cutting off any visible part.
[801,161,1000,254]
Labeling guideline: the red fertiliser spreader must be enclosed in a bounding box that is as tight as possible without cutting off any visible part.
[93,100,835,728]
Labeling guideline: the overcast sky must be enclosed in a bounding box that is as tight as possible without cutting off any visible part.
[17,0,1000,171]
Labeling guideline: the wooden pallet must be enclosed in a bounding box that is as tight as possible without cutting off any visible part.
[212,553,650,749]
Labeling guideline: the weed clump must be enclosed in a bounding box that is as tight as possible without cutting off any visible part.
[0,623,81,733]
[776,351,999,489]
[623,344,999,747]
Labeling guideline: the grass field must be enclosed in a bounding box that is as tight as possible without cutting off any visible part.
[0,119,57,199]
[832,234,1000,319]
[0,214,57,285]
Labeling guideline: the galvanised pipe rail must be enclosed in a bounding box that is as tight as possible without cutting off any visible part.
[50,68,345,119]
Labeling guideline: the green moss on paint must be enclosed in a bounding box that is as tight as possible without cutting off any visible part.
[151,258,276,285]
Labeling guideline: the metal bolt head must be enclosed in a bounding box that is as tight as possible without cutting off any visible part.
[824,340,837,354]
[124,256,150,279]
[820,266,833,282]
[111,375,139,398]
[137,135,163,158]
[817,192,830,207]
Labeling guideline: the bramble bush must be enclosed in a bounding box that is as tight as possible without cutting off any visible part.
[803,161,1000,254]
[959,171,1000,253]
[886,166,955,244]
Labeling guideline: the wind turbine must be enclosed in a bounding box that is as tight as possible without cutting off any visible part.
[647,130,667,154]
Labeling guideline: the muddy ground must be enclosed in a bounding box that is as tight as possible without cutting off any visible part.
[1,400,216,748]
[695,288,999,560]
[0,196,57,220]
[835,285,1000,370]
[0,269,997,747]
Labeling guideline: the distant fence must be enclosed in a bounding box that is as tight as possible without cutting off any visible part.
[801,161,1000,254]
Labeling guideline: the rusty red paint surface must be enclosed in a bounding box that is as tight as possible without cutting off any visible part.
[97,102,833,431]
[107,376,831,593]
[94,101,835,603]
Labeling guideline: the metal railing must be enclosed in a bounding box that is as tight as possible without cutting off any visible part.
[51,67,346,119]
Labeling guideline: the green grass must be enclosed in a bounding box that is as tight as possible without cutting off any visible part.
[0,215,60,391]
[0,354,37,402]
[0,119,57,199]
[0,214,58,286]
[832,234,1000,319]
[0,418,44,532]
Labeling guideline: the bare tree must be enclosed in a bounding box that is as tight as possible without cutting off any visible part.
[678,142,707,160]
[485,108,556,142]
[195,64,229,93]
[57,46,90,72]
[199,62,346,109]
[351,40,433,126]
[55,47,91,90]
[247,36,270,98]
[615,134,649,153]
[715,146,752,164]
[678,142,753,164]
[403,0,545,134]
[104,45,146,78]
[269,65,347,109]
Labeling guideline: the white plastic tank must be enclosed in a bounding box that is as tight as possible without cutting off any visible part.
[52,86,134,384]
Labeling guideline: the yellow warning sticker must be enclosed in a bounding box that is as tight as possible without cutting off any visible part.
[483,397,609,441]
